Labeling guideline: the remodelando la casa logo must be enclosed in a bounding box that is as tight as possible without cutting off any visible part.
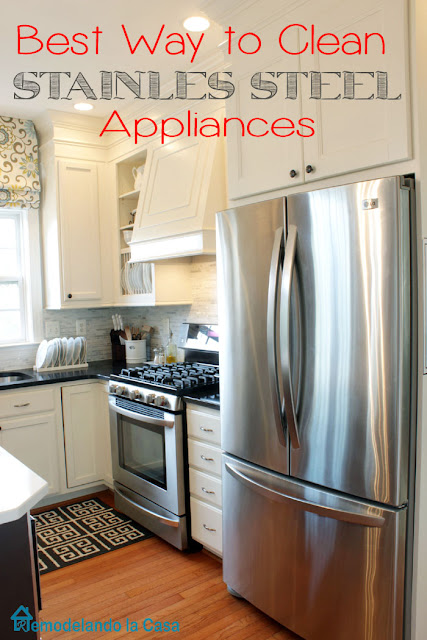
[10,605,180,633]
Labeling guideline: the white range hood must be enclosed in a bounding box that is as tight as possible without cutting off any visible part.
[129,132,227,262]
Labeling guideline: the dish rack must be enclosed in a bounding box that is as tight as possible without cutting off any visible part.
[120,250,154,296]
[34,336,88,372]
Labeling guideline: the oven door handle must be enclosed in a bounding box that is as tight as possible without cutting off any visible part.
[115,487,180,528]
[109,398,175,428]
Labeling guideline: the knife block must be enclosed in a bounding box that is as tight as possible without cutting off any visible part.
[110,330,126,364]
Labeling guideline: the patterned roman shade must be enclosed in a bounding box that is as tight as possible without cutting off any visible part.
[0,116,40,209]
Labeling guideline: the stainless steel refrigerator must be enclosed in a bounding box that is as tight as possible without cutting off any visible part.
[216,176,417,640]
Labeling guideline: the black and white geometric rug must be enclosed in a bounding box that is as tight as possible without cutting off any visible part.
[34,498,153,575]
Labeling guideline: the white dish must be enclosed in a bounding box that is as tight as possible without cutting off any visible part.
[139,262,148,293]
[61,337,68,365]
[80,337,87,363]
[66,338,74,366]
[36,340,48,369]
[73,337,82,365]
[53,338,61,367]
[145,263,152,293]
[44,340,56,368]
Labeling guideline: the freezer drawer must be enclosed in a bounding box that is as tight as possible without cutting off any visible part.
[222,454,406,640]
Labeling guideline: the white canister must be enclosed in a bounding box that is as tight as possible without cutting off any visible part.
[125,339,147,364]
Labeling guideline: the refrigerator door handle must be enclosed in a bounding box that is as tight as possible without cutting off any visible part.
[281,224,301,449]
[267,226,287,447]
[225,462,385,528]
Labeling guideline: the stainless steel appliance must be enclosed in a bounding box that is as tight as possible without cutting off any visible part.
[217,177,417,640]
[109,325,219,550]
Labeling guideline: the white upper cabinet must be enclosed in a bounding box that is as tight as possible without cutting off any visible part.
[57,160,102,303]
[227,19,305,199]
[301,0,410,182]
[130,117,227,262]
[226,0,411,199]
[38,112,114,309]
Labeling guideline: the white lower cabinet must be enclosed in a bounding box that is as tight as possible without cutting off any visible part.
[190,497,222,555]
[0,386,63,495]
[187,403,222,556]
[0,412,61,495]
[0,380,113,503]
[61,382,104,488]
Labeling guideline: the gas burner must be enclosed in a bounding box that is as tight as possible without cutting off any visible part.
[110,361,219,396]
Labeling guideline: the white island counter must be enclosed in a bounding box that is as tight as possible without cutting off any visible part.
[0,447,48,525]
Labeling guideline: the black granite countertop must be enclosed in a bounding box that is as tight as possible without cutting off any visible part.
[0,362,221,408]
[184,393,220,410]
[0,360,121,390]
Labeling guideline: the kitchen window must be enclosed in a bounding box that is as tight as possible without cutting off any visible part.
[0,209,42,345]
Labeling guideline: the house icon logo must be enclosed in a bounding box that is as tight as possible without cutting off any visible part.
[10,605,33,632]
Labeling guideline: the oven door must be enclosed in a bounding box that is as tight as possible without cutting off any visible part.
[109,395,186,516]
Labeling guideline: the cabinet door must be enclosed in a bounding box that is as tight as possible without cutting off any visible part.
[58,160,102,302]
[0,413,60,494]
[62,384,103,488]
[301,0,410,181]
[226,20,304,199]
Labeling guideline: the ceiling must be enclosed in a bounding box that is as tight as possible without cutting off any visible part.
[0,0,232,119]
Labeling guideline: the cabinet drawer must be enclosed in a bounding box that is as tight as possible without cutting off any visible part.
[188,439,222,476]
[0,387,57,418]
[186,405,221,445]
[189,468,222,508]
[190,497,222,555]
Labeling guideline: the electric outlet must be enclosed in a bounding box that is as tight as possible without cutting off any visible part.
[45,321,60,339]
[76,319,86,335]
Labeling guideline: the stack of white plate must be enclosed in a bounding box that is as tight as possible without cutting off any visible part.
[120,261,153,296]
[35,337,88,370]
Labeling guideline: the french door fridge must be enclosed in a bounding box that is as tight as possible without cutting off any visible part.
[217,176,417,640]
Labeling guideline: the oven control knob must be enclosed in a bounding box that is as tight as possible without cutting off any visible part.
[115,386,125,396]
[129,390,141,401]
[109,384,118,394]
[146,393,156,404]
[154,395,167,407]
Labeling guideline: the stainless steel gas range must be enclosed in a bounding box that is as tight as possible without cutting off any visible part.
[109,323,219,550]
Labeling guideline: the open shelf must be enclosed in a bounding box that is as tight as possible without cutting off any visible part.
[118,189,140,201]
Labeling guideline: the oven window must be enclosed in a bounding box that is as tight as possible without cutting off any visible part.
[118,416,167,489]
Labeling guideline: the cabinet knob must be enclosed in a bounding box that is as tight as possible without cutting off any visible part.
[306,165,314,174]
[67,293,72,299]
[289,169,298,178]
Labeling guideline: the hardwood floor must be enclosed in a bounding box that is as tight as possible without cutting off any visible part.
[38,491,300,639]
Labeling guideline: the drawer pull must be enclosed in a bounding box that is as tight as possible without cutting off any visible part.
[202,487,215,495]
[200,427,213,432]
[201,455,214,462]
[14,403,30,408]
[203,524,216,532]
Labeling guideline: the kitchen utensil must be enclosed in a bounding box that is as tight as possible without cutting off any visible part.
[124,326,132,341]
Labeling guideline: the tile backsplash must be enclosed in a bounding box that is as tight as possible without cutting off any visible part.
[0,257,218,371]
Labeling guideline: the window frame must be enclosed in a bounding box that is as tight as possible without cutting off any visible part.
[0,207,43,347]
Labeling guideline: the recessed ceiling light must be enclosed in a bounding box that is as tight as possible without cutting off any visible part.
[74,103,94,111]
[183,16,210,32]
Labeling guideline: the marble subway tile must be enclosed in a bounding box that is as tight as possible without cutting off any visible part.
[0,259,218,371]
